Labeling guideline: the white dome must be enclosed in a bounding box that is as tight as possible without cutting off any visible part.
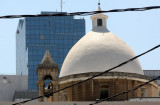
[59,6,143,77]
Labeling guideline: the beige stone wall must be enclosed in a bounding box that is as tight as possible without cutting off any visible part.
[58,78,159,101]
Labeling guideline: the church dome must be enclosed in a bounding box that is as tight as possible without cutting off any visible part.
[59,5,143,77]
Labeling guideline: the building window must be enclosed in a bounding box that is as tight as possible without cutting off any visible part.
[100,84,109,100]
[100,89,109,99]
[40,35,45,39]
[97,19,102,26]
[2,77,8,83]
[141,88,148,97]
[16,30,19,34]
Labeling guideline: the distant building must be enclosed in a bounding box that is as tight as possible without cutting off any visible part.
[16,12,85,90]
[144,70,160,96]
[13,91,38,102]
[143,70,160,85]
[0,75,28,102]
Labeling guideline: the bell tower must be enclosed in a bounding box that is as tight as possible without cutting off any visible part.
[37,47,59,102]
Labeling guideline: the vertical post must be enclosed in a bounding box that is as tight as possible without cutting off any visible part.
[114,79,117,100]
[126,78,128,101]
[52,81,59,101]
[37,81,45,102]
[92,79,94,100]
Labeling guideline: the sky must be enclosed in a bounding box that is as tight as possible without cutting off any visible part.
[0,0,160,74]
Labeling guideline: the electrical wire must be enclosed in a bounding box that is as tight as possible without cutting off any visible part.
[90,75,160,105]
[1,6,160,19]
[12,44,160,105]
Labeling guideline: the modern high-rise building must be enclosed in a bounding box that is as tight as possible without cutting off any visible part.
[16,12,85,90]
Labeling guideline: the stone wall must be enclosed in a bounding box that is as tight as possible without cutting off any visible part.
[58,72,159,101]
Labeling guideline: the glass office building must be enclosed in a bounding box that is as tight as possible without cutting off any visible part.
[16,12,85,90]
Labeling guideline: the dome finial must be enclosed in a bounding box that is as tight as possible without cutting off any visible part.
[97,0,102,11]
[98,0,100,6]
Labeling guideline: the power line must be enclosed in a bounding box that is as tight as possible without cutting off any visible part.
[1,6,160,19]
[90,75,160,105]
[12,44,160,105]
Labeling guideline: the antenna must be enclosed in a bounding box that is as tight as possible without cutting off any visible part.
[61,0,63,12]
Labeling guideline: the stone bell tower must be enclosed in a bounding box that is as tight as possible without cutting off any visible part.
[37,47,59,102]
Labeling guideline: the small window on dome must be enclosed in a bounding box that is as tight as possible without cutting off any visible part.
[97,19,102,26]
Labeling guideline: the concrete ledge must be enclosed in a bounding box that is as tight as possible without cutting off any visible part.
[59,72,152,81]
[2,102,160,105]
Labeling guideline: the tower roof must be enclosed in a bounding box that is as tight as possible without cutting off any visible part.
[37,47,59,73]
[41,47,55,65]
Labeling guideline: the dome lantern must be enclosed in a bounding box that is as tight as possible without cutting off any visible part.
[90,4,109,32]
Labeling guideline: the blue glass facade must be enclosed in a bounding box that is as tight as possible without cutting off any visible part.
[16,12,85,90]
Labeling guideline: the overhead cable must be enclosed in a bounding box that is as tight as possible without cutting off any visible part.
[1,6,160,19]
[12,44,160,105]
